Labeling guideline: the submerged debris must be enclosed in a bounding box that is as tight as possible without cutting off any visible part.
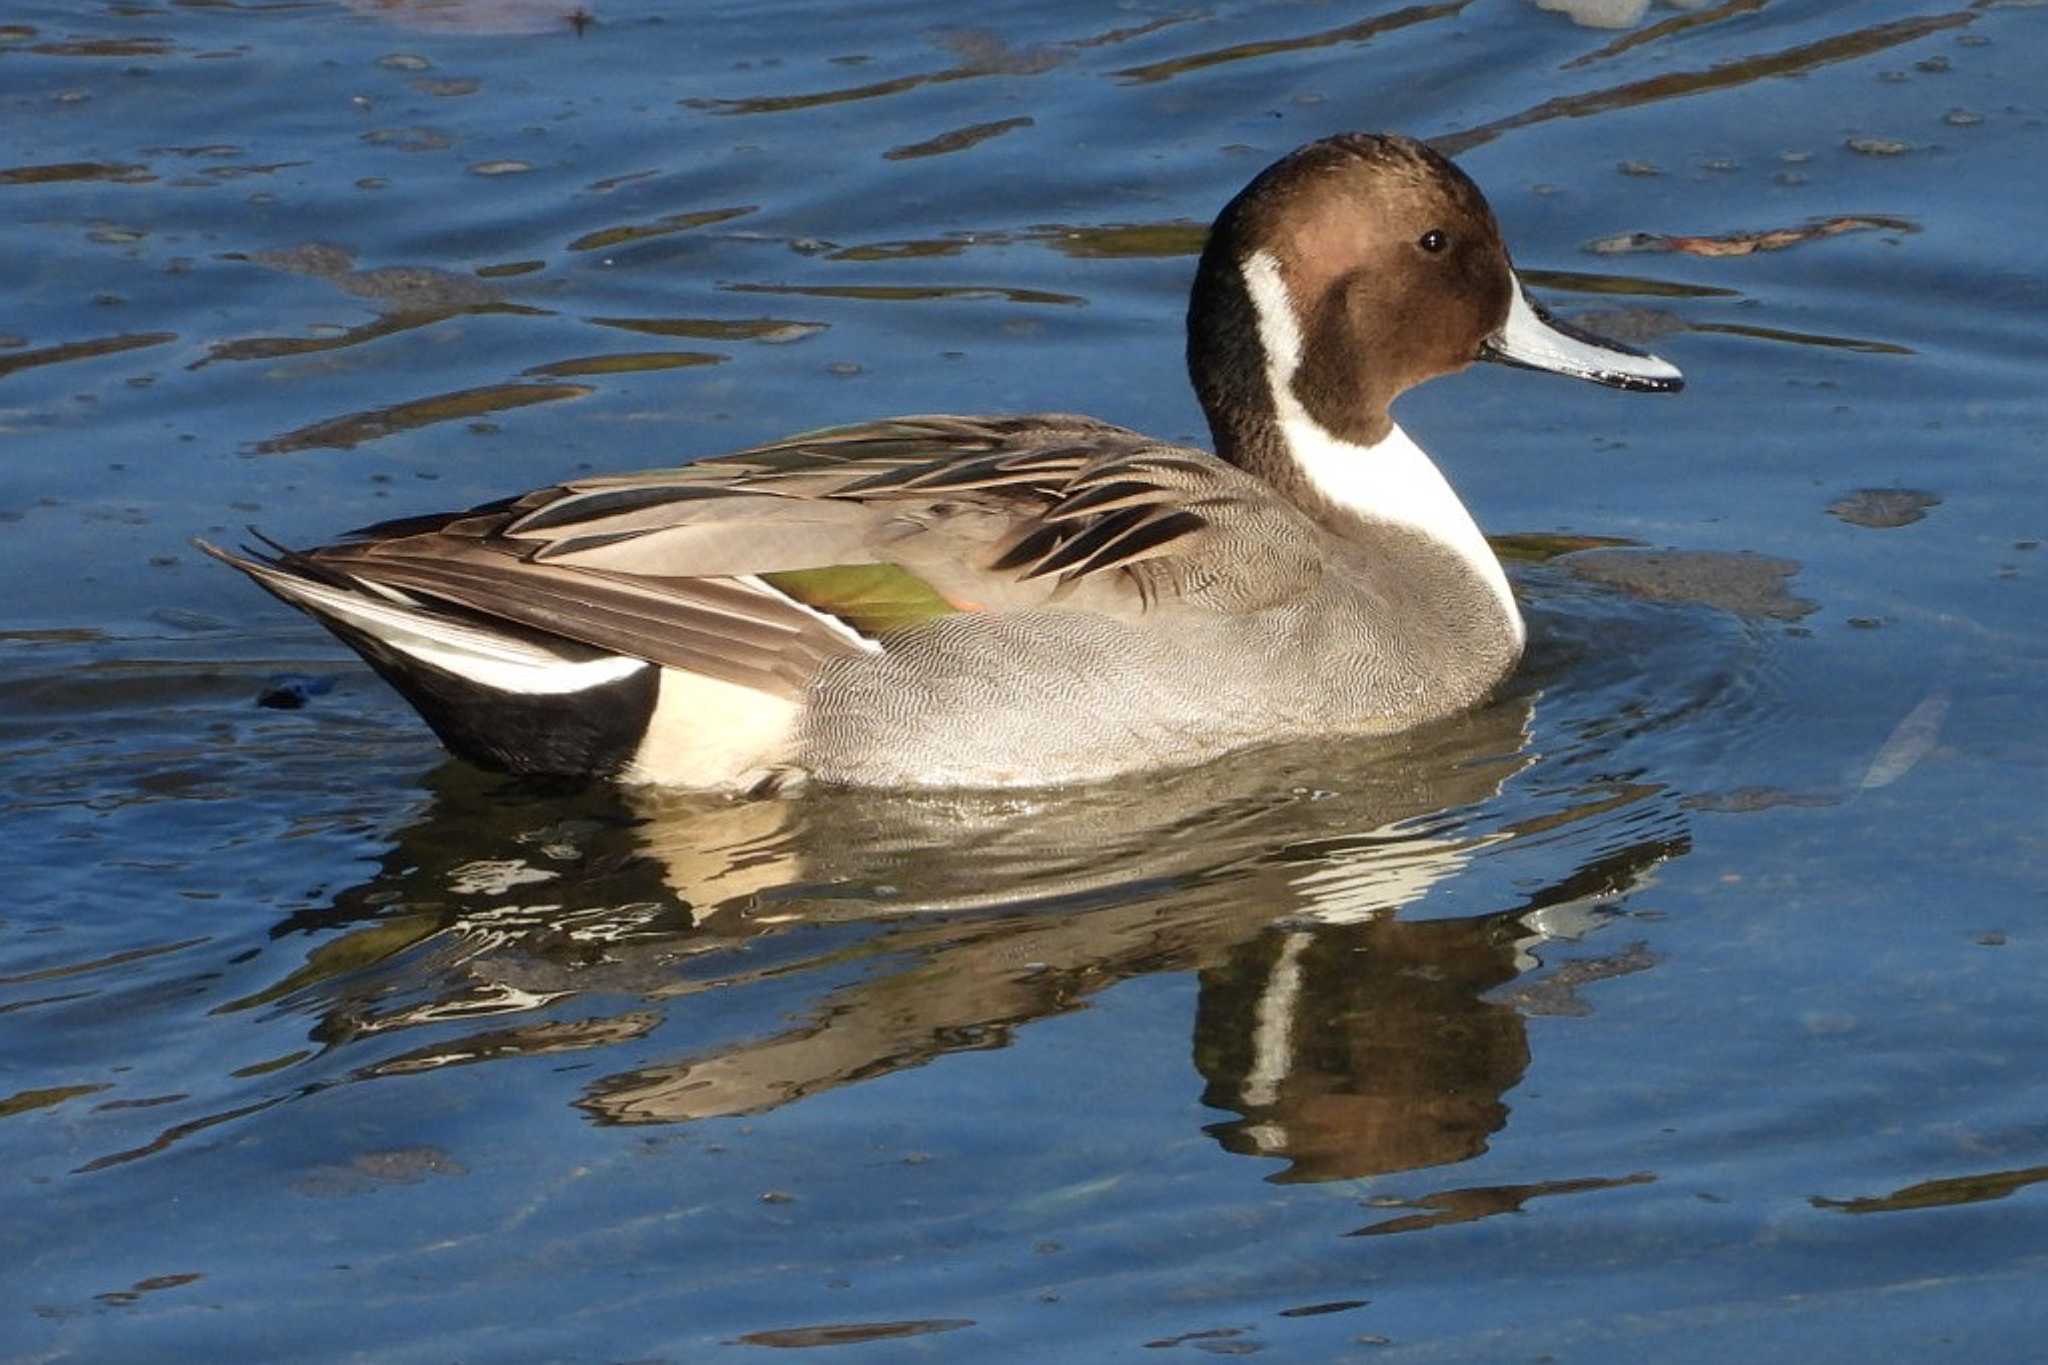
[1827,488,1940,528]
[292,1146,467,1197]
[344,0,595,36]
[883,115,1034,162]
[235,243,507,314]
[1682,787,1841,813]
[1564,548,1817,621]
[1587,216,1917,257]
[256,673,339,710]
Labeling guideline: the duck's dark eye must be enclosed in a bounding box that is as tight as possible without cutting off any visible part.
[1418,228,1449,254]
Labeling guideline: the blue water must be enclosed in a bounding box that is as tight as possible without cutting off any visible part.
[5,1,2047,1359]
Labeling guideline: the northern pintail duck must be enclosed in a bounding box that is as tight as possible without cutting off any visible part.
[203,133,1681,792]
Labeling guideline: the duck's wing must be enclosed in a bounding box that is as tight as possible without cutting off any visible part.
[509,412,1325,606]
[216,414,1324,697]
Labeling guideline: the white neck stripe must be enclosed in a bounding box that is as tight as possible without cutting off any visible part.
[1239,250,1522,643]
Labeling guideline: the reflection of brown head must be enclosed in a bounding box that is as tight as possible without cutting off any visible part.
[1195,913,1531,1183]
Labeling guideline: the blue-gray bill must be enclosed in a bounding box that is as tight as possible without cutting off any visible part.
[1481,281,1684,393]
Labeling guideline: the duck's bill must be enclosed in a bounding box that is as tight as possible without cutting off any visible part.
[1480,284,1684,393]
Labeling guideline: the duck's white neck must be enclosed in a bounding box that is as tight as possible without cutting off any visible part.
[1285,416,1521,638]
[1240,250,1522,645]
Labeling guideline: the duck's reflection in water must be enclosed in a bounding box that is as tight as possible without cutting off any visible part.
[1194,829,1677,1182]
[257,687,1684,1184]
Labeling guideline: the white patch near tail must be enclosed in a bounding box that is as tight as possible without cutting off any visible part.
[1239,249,1523,648]
[239,558,647,696]
[621,666,799,790]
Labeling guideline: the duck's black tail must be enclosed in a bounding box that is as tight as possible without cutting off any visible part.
[196,536,659,777]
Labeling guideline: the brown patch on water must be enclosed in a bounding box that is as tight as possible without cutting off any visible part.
[1565,548,1817,621]
[344,0,595,37]
[1828,488,1940,528]
[1586,215,1919,257]
[733,1318,974,1348]
[293,1145,467,1197]
[884,116,1034,162]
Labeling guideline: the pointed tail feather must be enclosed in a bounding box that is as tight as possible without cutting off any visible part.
[195,537,662,777]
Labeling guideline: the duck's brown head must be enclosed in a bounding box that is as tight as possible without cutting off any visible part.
[1189,133,1680,462]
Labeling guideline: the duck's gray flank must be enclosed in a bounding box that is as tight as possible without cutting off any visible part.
[201,132,1681,791]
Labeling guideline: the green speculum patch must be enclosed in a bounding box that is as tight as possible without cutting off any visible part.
[761,563,965,637]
